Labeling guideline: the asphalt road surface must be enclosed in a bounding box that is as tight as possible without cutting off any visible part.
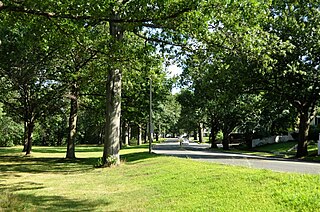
[152,138,320,174]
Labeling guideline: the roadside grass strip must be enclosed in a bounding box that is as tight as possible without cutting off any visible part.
[1,145,320,211]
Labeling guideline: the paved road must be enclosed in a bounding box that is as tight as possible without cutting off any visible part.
[152,138,320,174]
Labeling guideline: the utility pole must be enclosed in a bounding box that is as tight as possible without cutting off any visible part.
[149,78,153,153]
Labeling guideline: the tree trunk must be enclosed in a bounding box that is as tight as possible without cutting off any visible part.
[25,120,35,155]
[22,121,28,152]
[194,130,198,141]
[120,121,125,147]
[121,121,128,147]
[66,83,78,159]
[137,124,142,145]
[41,130,47,146]
[198,123,203,143]
[210,130,218,148]
[144,125,148,143]
[57,130,63,146]
[158,124,161,141]
[22,87,28,152]
[99,123,104,145]
[102,16,123,166]
[222,130,230,150]
[24,97,35,155]
[103,67,122,165]
[128,125,131,145]
[210,118,218,148]
[296,110,310,157]
[210,125,218,149]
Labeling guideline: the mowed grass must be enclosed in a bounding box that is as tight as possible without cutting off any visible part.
[251,141,320,161]
[1,145,320,211]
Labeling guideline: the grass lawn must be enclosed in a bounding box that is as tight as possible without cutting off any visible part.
[208,141,320,162]
[1,145,320,211]
[247,141,320,162]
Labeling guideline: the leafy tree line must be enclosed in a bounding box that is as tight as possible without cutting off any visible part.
[177,0,320,157]
[1,0,319,161]
[0,0,192,165]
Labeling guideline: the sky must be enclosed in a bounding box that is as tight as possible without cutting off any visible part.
[167,64,182,94]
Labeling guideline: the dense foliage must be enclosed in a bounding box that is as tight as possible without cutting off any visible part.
[0,0,319,158]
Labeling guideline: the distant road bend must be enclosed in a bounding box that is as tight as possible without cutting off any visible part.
[152,138,320,174]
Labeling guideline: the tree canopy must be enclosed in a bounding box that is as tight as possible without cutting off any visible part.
[1,0,319,160]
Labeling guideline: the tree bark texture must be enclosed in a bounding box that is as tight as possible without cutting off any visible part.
[296,104,317,157]
[25,120,35,155]
[296,110,310,157]
[137,124,142,145]
[198,123,203,143]
[222,130,230,150]
[210,118,219,148]
[22,89,29,152]
[144,126,148,143]
[120,121,126,147]
[103,67,122,165]
[66,83,78,159]
[99,123,104,145]
[102,16,123,165]
[128,125,132,145]
[24,90,35,155]
[210,130,218,148]
[22,121,28,152]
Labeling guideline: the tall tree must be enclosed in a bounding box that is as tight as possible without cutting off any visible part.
[0,14,64,154]
[0,0,232,164]
[261,1,320,157]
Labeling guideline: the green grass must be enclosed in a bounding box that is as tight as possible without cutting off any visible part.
[253,141,299,153]
[212,141,320,162]
[1,145,320,211]
[249,141,320,161]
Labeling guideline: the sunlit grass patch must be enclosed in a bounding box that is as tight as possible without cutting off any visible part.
[1,145,320,211]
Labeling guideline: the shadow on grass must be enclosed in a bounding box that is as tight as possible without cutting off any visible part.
[0,155,99,175]
[0,182,108,211]
[31,148,66,154]
[0,147,23,155]
[121,151,160,163]
[31,146,103,154]
[0,181,45,192]
[0,152,160,176]
[0,145,160,177]
[121,144,149,150]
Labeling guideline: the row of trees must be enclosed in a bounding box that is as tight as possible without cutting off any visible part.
[0,0,187,165]
[1,0,319,160]
[177,0,320,157]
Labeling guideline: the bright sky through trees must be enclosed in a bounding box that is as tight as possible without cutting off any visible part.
[167,64,182,94]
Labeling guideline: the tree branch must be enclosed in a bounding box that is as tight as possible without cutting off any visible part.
[0,2,192,24]
[134,32,195,52]
[79,93,105,97]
